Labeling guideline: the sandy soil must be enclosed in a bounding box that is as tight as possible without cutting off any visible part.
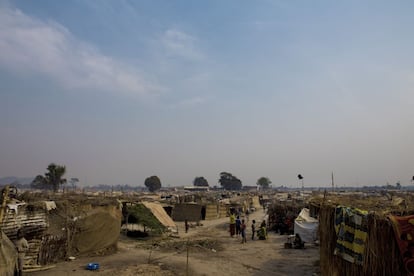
[29,209,319,276]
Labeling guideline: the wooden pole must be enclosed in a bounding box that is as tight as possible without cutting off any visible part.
[148,246,152,264]
[186,239,189,276]
[301,179,304,193]
[66,200,70,258]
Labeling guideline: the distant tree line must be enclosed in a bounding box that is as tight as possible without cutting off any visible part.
[17,165,414,193]
[362,182,403,190]
[24,166,266,192]
[83,184,146,192]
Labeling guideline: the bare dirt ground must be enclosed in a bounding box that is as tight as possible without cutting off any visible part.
[29,209,320,276]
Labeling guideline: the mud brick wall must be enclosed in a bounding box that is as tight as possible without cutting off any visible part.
[172,204,202,221]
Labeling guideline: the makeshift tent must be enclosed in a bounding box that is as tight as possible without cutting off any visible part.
[71,205,122,256]
[0,232,17,276]
[142,202,177,232]
[294,208,318,243]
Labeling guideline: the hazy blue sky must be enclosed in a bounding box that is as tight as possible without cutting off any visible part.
[1,0,413,188]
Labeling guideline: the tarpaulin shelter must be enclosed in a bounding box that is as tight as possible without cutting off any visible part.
[142,202,177,232]
[0,232,17,276]
[71,204,122,256]
[294,208,318,243]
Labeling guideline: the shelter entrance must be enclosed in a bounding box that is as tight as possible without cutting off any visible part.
[201,206,206,220]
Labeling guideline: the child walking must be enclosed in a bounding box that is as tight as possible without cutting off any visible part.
[241,219,247,243]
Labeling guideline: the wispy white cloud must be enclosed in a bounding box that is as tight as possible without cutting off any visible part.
[168,96,207,109]
[178,97,205,106]
[0,7,163,98]
[160,28,204,60]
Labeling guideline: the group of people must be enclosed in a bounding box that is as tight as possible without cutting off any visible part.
[251,219,267,240]
[229,210,305,250]
[229,212,267,243]
[268,213,294,235]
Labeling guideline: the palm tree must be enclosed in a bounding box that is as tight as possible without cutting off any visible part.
[31,163,67,192]
[45,163,67,192]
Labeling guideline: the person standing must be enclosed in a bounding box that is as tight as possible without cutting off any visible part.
[185,219,189,233]
[251,220,256,240]
[15,229,29,276]
[229,212,236,237]
[258,220,267,240]
[241,219,247,243]
[235,216,241,236]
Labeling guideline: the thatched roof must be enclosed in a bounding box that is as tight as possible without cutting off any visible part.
[310,191,414,215]
[142,202,176,229]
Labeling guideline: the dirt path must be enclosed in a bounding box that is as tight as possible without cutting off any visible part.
[29,209,319,276]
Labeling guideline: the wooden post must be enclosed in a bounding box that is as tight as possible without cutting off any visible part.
[301,179,304,193]
[186,239,189,276]
[148,246,152,264]
[66,200,70,258]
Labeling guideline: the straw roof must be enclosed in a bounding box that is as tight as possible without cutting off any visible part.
[310,191,414,215]
[142,202,176,229]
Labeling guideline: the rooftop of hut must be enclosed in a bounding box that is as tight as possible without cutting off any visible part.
[310,191,414,214]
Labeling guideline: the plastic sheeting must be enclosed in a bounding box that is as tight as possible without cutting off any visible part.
[294,208,318,243]
[0,232,17,276]
[43,201,57,211]
[142,202,177,230]
[72,205,122,255]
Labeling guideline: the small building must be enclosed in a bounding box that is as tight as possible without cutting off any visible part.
[183,186,210,192]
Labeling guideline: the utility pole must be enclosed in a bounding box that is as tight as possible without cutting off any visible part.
[297,174,304,193]
[302,178,304,193]
[331,172,335,192]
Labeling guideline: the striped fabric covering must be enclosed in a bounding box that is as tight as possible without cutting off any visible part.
[334,206,369,265]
